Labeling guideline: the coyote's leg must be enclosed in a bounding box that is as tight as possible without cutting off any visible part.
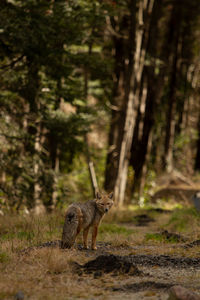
[92,225,98,250]
[77,225,81,235]
[83,227,89,249]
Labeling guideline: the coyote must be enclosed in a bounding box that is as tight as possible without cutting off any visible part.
[61,192,114,250]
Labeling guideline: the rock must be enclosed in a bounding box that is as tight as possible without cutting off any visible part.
[168,285,200,300]
[183,239,200,249]
[191,192,200,212]
[14,291,24,300]
[161,230,185,242]
[93,270,102,278]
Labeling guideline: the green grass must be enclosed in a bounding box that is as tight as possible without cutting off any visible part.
[0,212,63,249]
[0,251,10,263]
[99,223,134,235]
[0,231,35,241]
[145,232,180,243]
[165,208,200,233]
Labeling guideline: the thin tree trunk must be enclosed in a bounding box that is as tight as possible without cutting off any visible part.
[48,1,67,210]
[23,59,45,213]
[51,147,60,210]
[162,3,182,172]
[131,71,155,194]
[193,64,200,171]
[195,108,200,171]
[85,135,99,197]
[83,42,99,197]
[49,78,62,211]
[33,120,45,214]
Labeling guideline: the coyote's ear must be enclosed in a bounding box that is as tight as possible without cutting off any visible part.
[95,191,101,200]
[108,192,114,199]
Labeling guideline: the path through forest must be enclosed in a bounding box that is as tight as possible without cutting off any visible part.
[19,206,200,300]
[70,221,200,300]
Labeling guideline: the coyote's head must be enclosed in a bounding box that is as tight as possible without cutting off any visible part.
[95,191,114,214]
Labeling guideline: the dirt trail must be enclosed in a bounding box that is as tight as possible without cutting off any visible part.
[19,209,200,299]
[66,239,199,299]
[71,210,200,300]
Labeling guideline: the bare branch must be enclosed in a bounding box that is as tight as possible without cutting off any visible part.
[0,55,25,70]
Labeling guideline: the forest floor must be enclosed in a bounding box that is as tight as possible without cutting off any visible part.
[0,202,200,300]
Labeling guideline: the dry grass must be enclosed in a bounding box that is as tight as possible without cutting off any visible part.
[1,257,88,299]
[0,206,200,299]
[0,244,107,299]
[0,211,124,299]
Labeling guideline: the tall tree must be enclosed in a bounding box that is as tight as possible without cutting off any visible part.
[104,1,136,193]
[105,0,155,205]
[130,0,164,195]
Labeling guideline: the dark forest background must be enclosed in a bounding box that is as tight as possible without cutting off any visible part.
[0,0,200,213]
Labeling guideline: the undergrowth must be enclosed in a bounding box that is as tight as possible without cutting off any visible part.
[145,232,180,243]
[165,208,200,236]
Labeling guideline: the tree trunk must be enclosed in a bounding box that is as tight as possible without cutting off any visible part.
[193,65,200,171]
[22,59,45,213]
[83,43,99,197]
[33,120,46,214]
[162,3,182,172]
[130,0,163,196]
[104,1,136,192]
[48,78,62,211]
[114,0,155,206]
[195,109,200,171]
[131,71,155,194]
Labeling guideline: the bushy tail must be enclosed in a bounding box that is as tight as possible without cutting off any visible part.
[61,206,82,249]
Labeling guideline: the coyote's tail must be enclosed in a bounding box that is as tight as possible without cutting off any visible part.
[61,205,82,249]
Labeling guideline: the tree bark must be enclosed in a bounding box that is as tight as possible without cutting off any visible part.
[162,2,182,172]
[114,0,155,206]
[130,0,163,196]
[195,109,200,171]
[105,1,136,192]
[22,58,45,213]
